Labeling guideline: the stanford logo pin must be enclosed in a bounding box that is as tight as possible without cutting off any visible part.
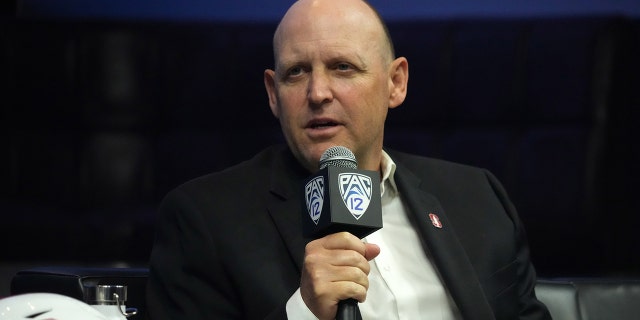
[429,213,443,229]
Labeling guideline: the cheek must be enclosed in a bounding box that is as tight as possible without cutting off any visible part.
[275,90,307,138]
[352,82,389,118]
[354,90,390,137]
[277,87,307,114]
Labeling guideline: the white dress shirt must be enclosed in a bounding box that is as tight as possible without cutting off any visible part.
[287,151,461,319]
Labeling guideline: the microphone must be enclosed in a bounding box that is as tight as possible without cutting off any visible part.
[302,146,383,320]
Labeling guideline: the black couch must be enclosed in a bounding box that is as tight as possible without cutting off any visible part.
[10,267,640,320]
[535,278,640,320]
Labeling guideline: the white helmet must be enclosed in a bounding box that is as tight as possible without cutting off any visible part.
[0,293,108,320]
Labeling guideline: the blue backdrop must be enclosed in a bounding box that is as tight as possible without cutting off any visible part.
[18,0,640,21]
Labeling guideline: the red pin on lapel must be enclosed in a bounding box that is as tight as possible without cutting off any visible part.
[429,213,443,229]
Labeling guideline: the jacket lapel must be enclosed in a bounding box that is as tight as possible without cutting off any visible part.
[394,162,496,320]
[265,146,309,271]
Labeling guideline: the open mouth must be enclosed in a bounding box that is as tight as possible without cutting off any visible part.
[309,120,338,129]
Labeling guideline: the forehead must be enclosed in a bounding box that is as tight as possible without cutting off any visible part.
[275,7,384,62]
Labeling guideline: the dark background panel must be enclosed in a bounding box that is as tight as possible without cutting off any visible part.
[1,0,639,297]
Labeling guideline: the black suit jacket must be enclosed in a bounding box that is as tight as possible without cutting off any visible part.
[146,144,550,320]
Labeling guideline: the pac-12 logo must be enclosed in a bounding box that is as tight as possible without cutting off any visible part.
[305,176,325,225]
[338,173,372,220]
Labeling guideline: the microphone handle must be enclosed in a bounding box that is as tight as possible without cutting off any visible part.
[336,298,359,320]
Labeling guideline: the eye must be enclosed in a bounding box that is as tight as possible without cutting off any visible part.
[336,63,353,71]
[288,66,303,76]
[281,65,307,82]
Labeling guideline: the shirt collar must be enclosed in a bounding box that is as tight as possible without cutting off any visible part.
[380,150,398,196]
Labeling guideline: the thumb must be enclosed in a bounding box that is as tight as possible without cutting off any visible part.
[364,243,380,261]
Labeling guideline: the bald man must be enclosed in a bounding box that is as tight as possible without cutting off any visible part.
[146,1,551,319]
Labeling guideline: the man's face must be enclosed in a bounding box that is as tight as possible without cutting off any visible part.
[264,3,401,172]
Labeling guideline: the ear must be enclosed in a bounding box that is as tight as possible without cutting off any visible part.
[264,69,280,118]
[387,57,408,109]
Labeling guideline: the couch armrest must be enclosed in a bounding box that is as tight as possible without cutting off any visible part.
[536,278,640,320]
[535,279,580,319]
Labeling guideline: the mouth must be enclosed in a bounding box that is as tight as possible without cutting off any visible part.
[306,119,340,129]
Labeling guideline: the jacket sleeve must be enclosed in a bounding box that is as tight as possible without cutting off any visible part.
[145,188,243,319]
[484,169,552,320]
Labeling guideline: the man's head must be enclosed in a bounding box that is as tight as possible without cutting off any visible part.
[264,0,408,173]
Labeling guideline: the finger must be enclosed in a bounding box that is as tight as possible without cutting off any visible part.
[304,243,364,267]
[321,232,367,255]
[306,266,370,302]
[304,249,371,279]
[300,265,369,317]
[336,265,370,289]
[327,249,370,267]
[333,279,369,303]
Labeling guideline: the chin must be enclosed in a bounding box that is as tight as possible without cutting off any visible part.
[298,145,331,170]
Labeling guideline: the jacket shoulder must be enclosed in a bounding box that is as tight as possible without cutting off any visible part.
[167,145,286,199]
[386,148,488,177]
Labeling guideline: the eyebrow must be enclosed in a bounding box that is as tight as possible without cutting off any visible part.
[277,49,370,68]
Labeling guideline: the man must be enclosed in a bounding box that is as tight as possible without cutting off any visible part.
[146,0,551,319]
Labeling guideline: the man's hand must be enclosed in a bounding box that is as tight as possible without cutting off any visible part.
[300,232,381,320]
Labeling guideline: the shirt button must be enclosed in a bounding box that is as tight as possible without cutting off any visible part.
[383,265,391,271]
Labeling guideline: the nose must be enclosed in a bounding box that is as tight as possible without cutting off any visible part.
[307,70,333,106]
